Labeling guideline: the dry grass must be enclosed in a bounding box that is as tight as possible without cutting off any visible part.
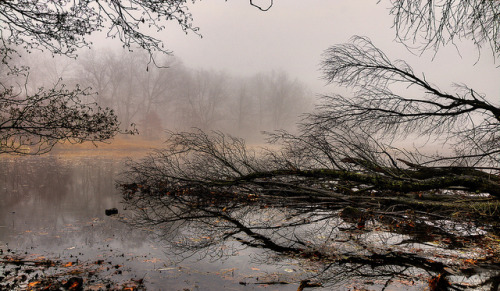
[2,134,273,159]
[50,135,165,158]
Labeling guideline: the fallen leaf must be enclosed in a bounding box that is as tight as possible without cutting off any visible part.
[28,281,41,287]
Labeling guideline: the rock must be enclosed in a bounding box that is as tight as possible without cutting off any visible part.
[105,208,118,216]
[339,206,367,228]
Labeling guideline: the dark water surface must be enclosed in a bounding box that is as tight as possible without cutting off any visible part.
[0,155,302,290]
[4,155,494,290]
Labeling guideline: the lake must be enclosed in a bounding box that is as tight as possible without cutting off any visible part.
[0,154,313,290]
[1,153,497,290]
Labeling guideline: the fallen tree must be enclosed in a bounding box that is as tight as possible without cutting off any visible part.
[121,125,500,224]
[118,184,500,289]
[119,126,500,289]
[119,36,499,289]
[121,36,499,214]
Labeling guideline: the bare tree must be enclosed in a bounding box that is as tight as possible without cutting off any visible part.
[0,0,201,154]
[0,79,119,154]
[120,129,500,289]
[1,0,286,153]
[265,71,309,130]
[77,50,114,107]
[128,35,499,196]
[386,0,500,59]
[119,35,500,289]
[316,36,499,166]
[229,84,253,134]
[116,2,499,289]
[0,0,198,61]
[135,54,182,137]
[179,70,229,130]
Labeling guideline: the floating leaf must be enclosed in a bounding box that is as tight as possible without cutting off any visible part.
[28,281,41,287]
[143,258,161,263]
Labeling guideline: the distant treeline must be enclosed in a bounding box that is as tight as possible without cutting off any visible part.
[16,49,313,141]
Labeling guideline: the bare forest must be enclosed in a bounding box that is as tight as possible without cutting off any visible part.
[5,50,311,143]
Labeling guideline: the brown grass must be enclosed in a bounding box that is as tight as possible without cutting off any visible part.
[50,136,165,158]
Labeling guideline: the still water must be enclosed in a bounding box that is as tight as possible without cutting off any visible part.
[0,154,302,290]
[4,154,492,290]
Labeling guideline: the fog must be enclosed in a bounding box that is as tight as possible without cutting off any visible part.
[2,2,499,289]
[14,1,500,143]
[157,1,498,94]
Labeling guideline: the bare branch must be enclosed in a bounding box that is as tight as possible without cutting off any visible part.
[315,36,499,166]
[387,0,500,59]
[249,0,273,11]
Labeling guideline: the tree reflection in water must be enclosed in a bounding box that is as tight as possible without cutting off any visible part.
[119,185,500,290]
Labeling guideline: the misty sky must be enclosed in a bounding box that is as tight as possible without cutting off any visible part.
[130,0,498,99]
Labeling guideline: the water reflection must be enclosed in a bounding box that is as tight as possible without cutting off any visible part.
[2,156,274,290]
[0,156,120,243]
[2,155,499,290]
[121,185,500,290]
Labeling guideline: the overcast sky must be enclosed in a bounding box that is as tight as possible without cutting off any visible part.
[136,0,497,99]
